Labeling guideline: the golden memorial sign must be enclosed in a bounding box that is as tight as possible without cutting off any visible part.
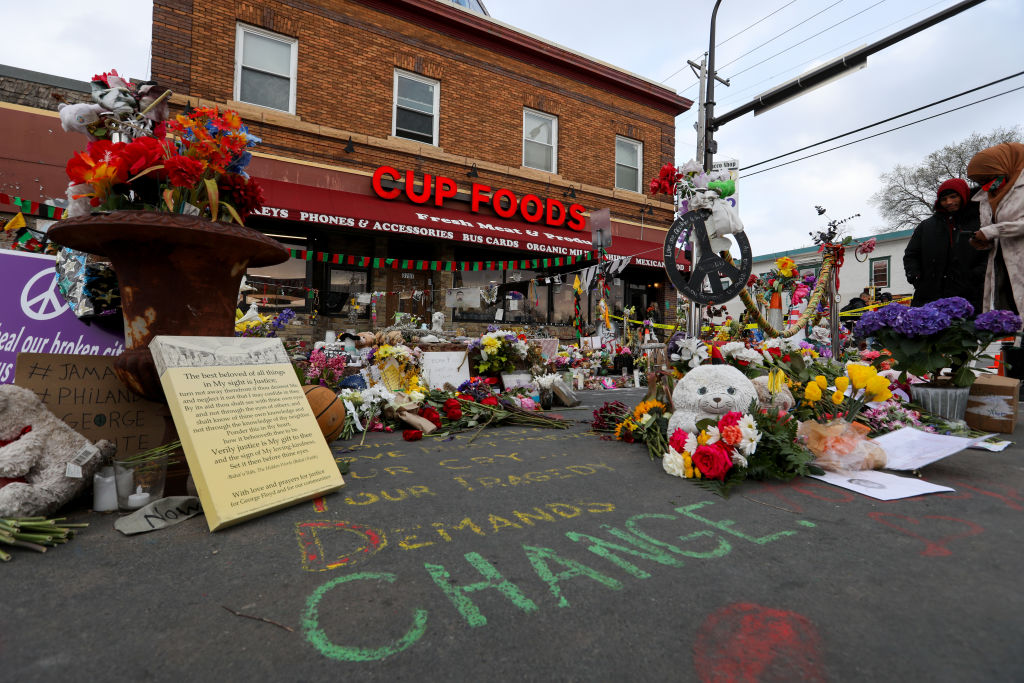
[150,336,344,531]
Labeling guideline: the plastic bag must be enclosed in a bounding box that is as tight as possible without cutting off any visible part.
[797,419,886,472]
[55,247,120,318]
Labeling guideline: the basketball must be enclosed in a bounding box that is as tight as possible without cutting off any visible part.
[303,385,347,442]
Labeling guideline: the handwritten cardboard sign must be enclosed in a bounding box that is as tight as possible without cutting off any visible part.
[15,352,166,456]
[420,350,471,390]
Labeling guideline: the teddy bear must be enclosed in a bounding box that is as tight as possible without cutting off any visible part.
[0,385,115,517]
[667,365,758,435]
[751,375,796,413]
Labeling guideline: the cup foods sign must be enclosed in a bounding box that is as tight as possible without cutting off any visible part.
[371,165,587,231]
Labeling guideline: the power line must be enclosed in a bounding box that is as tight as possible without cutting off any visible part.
[716,0,846,72]
[740,84,1024,178]
[724,0,888,80]
[741,70,1024,170]
[715,0,948,108]
[663,0,801,89]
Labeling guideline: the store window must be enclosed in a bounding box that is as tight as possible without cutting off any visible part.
[523,109,557,173]
[246,239,308,313]
[869,256,890,288]
[615,136,642,192]
[550,277,576,327]
[324,267,369,320]
[452,271,503,323]
[393,70,440,145]
[504,271,548,325]
[234,24,297,113]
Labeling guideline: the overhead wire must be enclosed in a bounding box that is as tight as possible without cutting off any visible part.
[716,0,847,72]
[739,71,1024,171]
[739,84,1024,178]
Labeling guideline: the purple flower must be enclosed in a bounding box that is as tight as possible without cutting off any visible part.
[854,310,885,337]
[925,297,973,320]
[895,306,951,337]
[975,309,1023,336]
[875,303,908,328]
[505,334,516,342]
[486,325,498,333]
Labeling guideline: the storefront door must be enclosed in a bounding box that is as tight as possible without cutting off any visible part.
[385,270,432,325]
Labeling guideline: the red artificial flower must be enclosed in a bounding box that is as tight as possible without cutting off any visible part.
[419,406,442,428]
[402,429,422,441]
[717,412,743,429]
[484,377,499,385]
[443,398,461,412]
[766,347,782,358]
[446,407,463,421]
[668,427,689,454]
[480,396,499,406]
[456,393,475,402]
[692,442,733,480]
[120,136,169,178]
[219,174,265,219]
[164,155,205,188]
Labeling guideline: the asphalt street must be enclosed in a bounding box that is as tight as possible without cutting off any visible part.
[5,388,1024,681]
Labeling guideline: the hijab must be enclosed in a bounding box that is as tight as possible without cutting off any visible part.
[967,142,1024,216]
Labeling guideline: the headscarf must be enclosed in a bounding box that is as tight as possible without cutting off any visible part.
[967,142,1024,215]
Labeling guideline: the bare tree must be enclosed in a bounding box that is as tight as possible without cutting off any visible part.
[870,126,1022,233]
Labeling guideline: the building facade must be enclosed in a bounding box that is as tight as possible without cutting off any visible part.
[147,0,691,336]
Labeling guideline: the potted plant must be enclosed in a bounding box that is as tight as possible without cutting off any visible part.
[853,297,1021,420]
[47,70,289,401]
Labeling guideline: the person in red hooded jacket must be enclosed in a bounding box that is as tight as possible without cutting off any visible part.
[903,178,986,312]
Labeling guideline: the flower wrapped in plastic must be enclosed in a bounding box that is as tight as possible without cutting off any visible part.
[796,419,886,472]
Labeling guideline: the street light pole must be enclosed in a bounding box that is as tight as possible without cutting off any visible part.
[702,0,723,174]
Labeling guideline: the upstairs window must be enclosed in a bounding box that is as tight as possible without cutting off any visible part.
[393,70,439,145]
[870,256,890,288]
[615,136,642,192]
[234,24,297,113]
[523,109,557,173]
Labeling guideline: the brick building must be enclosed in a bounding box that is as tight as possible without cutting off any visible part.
[0,0,690,338]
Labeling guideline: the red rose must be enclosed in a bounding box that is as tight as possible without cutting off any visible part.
[766,347,782,358]
[668,427,689,454]
[120,136,169,177]
[443,398,460,412]
[456,393,475,402]
[484,377,499,385]
[446,407,463,421]
[164,155,205,188]
[402,429,422,441]
[717,412,743,429]
[480,396,499,406]
[419,407,442,428]
[219,174,265,218]
[692,442,733,480]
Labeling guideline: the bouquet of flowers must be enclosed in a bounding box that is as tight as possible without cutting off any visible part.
[294,349,347,392]
[662,411,760,495]
[235,307,295,337]
[469,328,530,374]
[853,297,1022,387]
[64,71,264,225]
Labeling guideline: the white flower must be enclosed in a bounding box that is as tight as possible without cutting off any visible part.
[731,451,749,468]
[640,413,653,426]
[738,415,757,432]
[778,338,801,353]
[704,426,721,444]
[408,390,425,403]
[738,431,761,456]
[684,432,699,454]
[720,341,746,358]
[663,448,686,478]
[734,349,765,365]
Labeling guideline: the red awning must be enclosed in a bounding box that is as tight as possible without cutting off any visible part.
[255,178,665,268]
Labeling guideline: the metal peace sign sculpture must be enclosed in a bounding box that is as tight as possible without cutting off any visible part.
[662,209,753,305]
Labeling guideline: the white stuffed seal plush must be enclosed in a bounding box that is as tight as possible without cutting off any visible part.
[667,365,758,435]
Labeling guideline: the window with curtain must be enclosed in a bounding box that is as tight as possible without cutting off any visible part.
[523,109,557,173]
[394,70,439,145]
[235,24,297,113]
[615,136,642,192]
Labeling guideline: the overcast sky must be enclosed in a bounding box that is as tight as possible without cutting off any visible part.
[1,0,1020,255]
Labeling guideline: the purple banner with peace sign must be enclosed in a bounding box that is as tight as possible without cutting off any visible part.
[0,250,125,384]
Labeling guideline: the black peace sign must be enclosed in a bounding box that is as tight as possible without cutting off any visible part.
[663,209,752,305]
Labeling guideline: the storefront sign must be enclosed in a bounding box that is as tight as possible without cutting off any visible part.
[371,165,586,231]
[0,251,125,384]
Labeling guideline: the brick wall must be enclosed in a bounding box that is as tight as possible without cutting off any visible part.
[0,67,89,112]
[151,0,688,225]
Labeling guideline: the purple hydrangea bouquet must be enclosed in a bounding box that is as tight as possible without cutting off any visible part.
[854,297,1021,387]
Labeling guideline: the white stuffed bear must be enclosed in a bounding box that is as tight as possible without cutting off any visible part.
[0,385,115,517]
[58,102,105,139]
[667,365,758,435]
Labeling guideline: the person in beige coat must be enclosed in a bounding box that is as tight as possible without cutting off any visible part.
[968,142,1024,317]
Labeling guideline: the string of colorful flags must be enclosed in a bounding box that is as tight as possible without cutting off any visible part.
[0,195,65,220]
[288,248,600,271]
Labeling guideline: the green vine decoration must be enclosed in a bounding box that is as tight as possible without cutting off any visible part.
[726,251,835,338]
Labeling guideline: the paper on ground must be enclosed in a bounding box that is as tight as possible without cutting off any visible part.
[810,470,954,500]
[969,439,1012,452]
[872,427,994,470]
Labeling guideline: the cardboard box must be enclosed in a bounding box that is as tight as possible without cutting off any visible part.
[965,374,1020,433]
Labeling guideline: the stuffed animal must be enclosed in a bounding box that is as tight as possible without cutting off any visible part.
[667,365,758,435]
[0,385,115,517]
[58,102,105,139]
[751,375,796,413]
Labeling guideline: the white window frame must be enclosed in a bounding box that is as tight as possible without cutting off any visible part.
[523,108,558,173]
[615,135,643,192]
[392,69,440,146]
[234,23,298,114]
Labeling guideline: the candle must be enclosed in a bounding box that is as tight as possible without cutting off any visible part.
[634,369,641,388]
[93,467,118,512]
[127,485,151,509]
